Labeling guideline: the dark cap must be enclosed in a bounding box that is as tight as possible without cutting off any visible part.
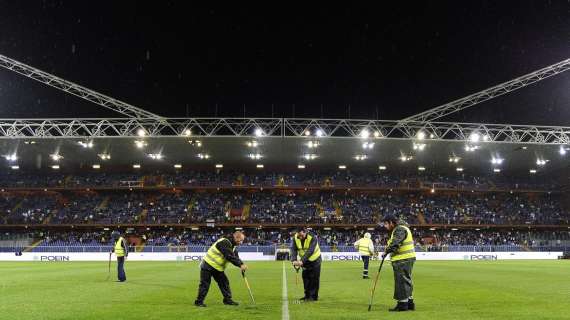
[293,226,308,234]
[381,214,398,224]
[110,230,121,239]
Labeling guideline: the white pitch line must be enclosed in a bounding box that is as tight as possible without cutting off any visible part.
[282,262,290,320]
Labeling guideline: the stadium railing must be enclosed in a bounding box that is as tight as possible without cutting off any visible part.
[2,245,569,254]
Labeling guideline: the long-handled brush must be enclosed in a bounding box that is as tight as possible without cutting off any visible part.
[293,265,301,304]
[367,255,386,311]
[241,271,256,304]
[105,252,112,281]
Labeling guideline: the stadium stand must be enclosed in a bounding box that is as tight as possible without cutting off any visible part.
[1,188,568,225]
[1,171,568,254]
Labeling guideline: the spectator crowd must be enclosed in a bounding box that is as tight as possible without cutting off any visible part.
[1,189,567,225]
[3,228,568,251]
[0,170,559,191]
[1,172,568,251]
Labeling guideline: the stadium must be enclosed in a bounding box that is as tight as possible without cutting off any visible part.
[1,3,569,320]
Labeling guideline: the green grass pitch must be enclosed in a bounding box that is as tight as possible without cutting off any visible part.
[0,260,568,319]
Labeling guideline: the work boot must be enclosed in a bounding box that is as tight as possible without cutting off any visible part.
[299,297,314,302]
[408,299,415,311]
[389,301,409,312]
[194,301,206,307]
[363,275,369,279]
[223,299,239,306]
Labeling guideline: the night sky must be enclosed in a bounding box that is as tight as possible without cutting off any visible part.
[0,1,568,124]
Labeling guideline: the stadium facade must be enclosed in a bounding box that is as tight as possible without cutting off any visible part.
[0,53,569,258]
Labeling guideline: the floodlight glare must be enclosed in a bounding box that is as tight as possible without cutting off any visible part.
[134,140,147,149]
[470,132,480,143]
[449,156,460,163]
[98,153,111,160]
[491,157,504,165]
[464,145,479,152]
[413,143,426,151]
[78,141,94,148]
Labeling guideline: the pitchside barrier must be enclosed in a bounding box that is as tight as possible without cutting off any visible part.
[0,251,563,261]
[0,252,271,262]
[3,244,568,254]
[321,251,563,261]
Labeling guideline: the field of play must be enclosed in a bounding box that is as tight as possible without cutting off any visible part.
[1,260,568,320]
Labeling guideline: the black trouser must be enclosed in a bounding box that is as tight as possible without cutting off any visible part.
[196,263,232,303]
[391,258,415,301]
[117,256,126,281]
[362,255,370,277]
[302,263,321,300]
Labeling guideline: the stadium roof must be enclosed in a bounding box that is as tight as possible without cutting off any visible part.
[1,133,567,176]
[1,53,569,177]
